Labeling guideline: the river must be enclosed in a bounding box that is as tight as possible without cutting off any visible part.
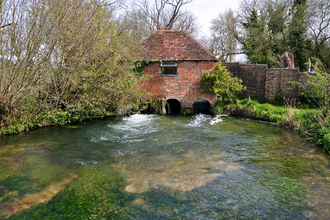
[0,114,329,219]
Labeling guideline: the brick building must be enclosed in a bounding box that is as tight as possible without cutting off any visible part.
[141,30,218,114]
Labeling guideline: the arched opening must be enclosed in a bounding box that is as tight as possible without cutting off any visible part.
[166,99,181,115]
[193,99,211,114]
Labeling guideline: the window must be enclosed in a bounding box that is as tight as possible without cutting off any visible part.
[161,62,177,75]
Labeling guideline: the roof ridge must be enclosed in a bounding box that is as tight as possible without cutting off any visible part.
[183,32,217,60]
[140,32,154,47]
[156,30,186,32]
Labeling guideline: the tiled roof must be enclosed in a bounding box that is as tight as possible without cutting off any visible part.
[141,30,217,61]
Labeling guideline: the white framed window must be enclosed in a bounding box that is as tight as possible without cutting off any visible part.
[161,62,177,75]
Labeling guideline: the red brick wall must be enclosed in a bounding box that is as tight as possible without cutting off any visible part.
[141,61,218,110]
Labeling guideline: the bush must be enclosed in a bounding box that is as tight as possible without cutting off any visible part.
[322,133,330,153]
[211,106,223,115]
[200,62,246,102]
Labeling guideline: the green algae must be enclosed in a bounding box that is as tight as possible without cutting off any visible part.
[8,167,132,219]
[0,154,70,195]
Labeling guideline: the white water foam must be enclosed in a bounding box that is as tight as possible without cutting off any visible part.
[91,114,160,143]
[210,115,223,125]
[186,114,223,127]
[186,114,211,127]
[73,159,98,166]
[110,114,159,132]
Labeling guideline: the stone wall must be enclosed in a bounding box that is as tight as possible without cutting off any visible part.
[265,68,300,100]
[222,62,239,77]
[142,61,218,111]
[238,64,268,99]
[223,62,303,100]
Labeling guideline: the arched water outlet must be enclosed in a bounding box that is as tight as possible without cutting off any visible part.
[193,99,211,114]
[166,99,181,115]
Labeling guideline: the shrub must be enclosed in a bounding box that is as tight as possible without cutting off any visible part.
[211,106,223,115]
[200,63,246,102]
[322,133,330,153]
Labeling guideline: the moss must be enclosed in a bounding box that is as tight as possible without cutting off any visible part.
[148,97,166,115]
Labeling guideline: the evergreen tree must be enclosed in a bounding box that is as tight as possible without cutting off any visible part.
[241,10,271,65]
[288,0,308,71]
[267,1,288,66]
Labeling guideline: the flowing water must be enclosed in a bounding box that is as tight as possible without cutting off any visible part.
[0,114,330,219]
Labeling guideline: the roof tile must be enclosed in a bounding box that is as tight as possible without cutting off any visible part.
[141,30,217,61]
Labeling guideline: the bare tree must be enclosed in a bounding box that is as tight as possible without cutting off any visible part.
[117,5,154,41]
[307,0,330,57]
[133,0,199,36]
[210,9,239,62]
[0,0,11,29]
[94,0,125,13]
[237,0,265,21]
[0,0,144,128]
[171,11,200,37]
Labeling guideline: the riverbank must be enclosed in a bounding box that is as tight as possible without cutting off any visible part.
[0,108,117,136]
[2,97,329,156]
[212,98,330,155]
[0,96,150,136]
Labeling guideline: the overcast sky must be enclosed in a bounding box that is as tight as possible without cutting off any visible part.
[123,0,239,37]
[184,0,239,37]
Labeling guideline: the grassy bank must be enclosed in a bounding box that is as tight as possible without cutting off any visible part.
[0,108,116,135]
[0,96,152,135]
[0,108,110,135]
[212,98,330,155]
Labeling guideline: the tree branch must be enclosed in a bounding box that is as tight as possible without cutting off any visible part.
[0,23,12,29]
